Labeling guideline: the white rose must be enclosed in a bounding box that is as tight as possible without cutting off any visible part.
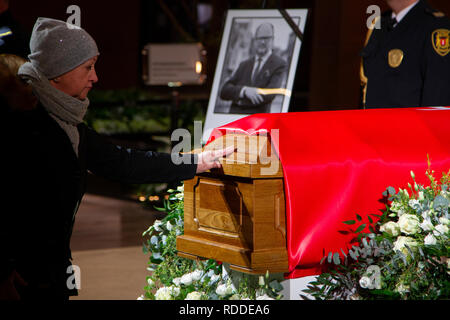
[380,221,400,236]
[185,291,204,300]
[398,214,420,235]
[155,287,173,300]
[393,236,418,256]
[216,283,234,297]
[180,273,193,286]
[216,283,228,296]
[172,277,181,286]
[433,224,449,237]
[424,233,437,245]
[359,276,372,289]
[191,269,203,282]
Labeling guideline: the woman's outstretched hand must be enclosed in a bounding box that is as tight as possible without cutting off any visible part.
[196,146,235,174]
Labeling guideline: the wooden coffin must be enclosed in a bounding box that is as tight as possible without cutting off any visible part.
[176,133,288,274]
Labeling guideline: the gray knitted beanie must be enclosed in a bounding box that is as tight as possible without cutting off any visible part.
[28,17,99,79]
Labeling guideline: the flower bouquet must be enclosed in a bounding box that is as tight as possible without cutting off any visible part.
[302,162,450,300]
[139,185,283,300]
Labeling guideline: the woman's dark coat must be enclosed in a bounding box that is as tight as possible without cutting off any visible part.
[0,104,197,298]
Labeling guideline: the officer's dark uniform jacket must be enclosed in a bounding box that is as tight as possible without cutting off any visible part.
[361,0,450,108]
[0,104,197,298]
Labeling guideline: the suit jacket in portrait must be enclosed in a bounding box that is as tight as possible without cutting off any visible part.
[220,53,287,114]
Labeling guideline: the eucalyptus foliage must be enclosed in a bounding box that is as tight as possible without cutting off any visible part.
[302,162,450,300]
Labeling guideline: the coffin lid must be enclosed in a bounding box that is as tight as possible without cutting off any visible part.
[200,133,283,178]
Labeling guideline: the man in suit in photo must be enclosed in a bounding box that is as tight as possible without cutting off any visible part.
[219,22,287,114]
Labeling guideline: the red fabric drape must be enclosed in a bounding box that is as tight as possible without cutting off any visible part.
[207,107,450,278]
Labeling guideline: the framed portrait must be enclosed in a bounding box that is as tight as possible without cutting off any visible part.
[202,9,308,143]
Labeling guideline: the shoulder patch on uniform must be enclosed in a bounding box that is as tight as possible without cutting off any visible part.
[432,29,450,56]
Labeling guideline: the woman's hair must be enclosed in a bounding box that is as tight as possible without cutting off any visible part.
[0,53,38,111]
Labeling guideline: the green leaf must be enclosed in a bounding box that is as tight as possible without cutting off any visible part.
[343,220,356,225]
[387,186,396,196]
[333,253,341,265]
[356,214,362,221]
[355,224,366,233]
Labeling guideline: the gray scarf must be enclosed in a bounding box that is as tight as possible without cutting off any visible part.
[18,62,89,157]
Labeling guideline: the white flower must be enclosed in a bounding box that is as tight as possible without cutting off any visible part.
[153,220,163,232]
[175,192,184,200]
[258,276,265,287]
[393,236,418,256]
[359,276,371,289]
[147,278,154,287]
[171,285,181,297]
[433,224,449,237]
[420,218,434,232]
[155,287,174,300]
[439,217,450,225]
[408,199,421,211]
[137,295,145,300]
[209,274,220,284]
[422,209,432,220]
[256,294,274,300]
[395,282,410,294]
[390,201,406,216]
[398,214,420,235]
[180,273,193,286]
[216,283,234,297]
[177,185,184,192]
[191,269,203,281]
[173,277,181,286]
[185,291,204,300]
[380,221,400,236]
[166,221,173,231]
[424,233,437,245]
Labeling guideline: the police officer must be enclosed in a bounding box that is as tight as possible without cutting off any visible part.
[361,0,450,108]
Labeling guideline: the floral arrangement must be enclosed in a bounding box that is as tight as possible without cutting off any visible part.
[139,185,283,300]
[302,162,450,300]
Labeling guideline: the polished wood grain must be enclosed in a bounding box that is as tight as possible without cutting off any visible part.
[177,133,288,274]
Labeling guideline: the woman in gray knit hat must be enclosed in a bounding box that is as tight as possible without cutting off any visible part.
[0,17,232,300]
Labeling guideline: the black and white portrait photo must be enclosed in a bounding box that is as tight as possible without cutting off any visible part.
[202,9,308,143]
